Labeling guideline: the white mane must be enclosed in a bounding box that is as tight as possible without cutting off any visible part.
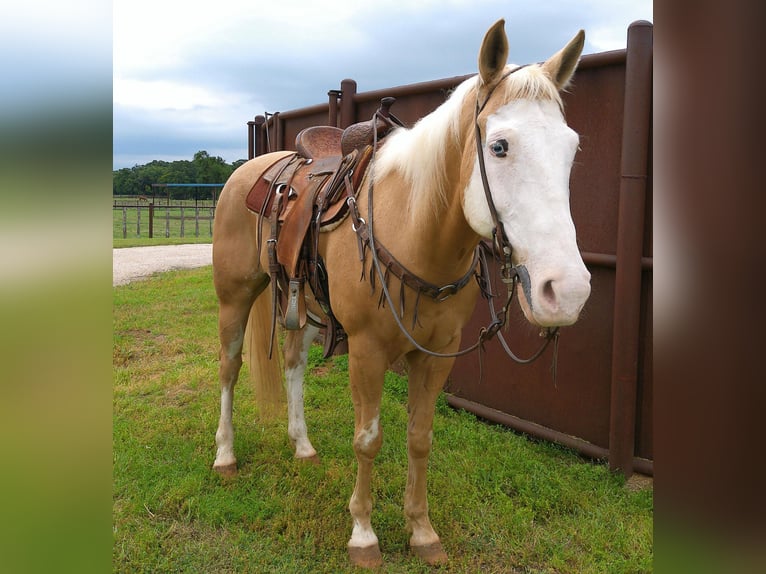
[372,75,478,224]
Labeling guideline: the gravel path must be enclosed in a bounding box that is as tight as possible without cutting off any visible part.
[113,244,213,286]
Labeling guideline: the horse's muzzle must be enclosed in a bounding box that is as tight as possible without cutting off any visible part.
[516,264,591,327]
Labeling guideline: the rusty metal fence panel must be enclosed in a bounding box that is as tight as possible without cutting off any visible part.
[248,22,653,476]
[449,24,652,478]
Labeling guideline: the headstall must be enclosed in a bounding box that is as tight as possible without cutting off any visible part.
[349,64,559,373]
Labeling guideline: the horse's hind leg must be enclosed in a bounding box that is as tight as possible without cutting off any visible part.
[283,324,320,461]
[213,273,269,476]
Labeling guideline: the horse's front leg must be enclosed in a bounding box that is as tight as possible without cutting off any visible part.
[346,347,386,568]
[283,324,321,461]
[403,350,454,565]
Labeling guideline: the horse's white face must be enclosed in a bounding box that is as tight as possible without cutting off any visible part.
[463,97,591,327]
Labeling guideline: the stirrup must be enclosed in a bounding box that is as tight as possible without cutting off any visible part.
[284,278,307,330]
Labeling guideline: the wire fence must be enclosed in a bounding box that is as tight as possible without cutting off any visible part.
[113,199,216,239]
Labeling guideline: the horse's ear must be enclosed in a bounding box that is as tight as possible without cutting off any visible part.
[478,19,509,87]
[541,30,585,90]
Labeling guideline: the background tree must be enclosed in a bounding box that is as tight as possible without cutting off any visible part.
[113,151,243,197]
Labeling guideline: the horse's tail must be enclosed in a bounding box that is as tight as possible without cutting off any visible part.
[243,285,284,418]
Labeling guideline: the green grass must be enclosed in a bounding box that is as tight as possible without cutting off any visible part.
[113,235,213,248]
[113,267,653,573]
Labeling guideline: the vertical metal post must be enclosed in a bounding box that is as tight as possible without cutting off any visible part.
[148,202,154,238]
[252,115,266,158]
[247,120,255,159]
[328,89,341,127]
[340,78,357,129]
[272,112,283,152]
[609,21,653,476]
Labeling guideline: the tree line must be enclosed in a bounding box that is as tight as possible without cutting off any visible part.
[113,151,246,197]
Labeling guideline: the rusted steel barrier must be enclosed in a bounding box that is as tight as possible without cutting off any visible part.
[608,21,653,476]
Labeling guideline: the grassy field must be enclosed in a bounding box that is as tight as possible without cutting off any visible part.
[113,266,653,573]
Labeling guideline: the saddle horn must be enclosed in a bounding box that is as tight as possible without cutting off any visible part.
[341,97,403,156]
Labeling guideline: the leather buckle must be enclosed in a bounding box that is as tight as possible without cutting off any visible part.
[500,261,517,284]
[485,319,503,338]
[436,284,458,302]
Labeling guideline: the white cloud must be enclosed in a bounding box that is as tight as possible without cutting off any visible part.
[582,0,654,52]
[112,0,653,168]
[113,77,244,112]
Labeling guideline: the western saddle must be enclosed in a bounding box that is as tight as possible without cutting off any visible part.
[245,98,401,356]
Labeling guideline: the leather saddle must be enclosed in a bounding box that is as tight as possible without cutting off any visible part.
[244,98,402,357]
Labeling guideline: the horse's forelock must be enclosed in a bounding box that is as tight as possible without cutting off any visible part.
[501,64,563,106]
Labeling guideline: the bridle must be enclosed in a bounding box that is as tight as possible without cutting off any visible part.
[349,65,559,374]
[474,67,526,281]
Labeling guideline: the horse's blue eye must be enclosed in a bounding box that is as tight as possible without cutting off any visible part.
[489,139,508,157]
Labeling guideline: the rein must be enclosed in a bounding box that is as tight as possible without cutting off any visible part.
[350,66,559,369]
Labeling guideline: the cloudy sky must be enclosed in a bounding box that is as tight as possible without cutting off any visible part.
[113,0,652,170]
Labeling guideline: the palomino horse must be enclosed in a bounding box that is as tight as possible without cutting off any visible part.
[211,19,591,568]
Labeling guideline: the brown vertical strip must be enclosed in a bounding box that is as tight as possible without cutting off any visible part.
[608,21,653,476]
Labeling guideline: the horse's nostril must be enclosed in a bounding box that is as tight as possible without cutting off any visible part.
[542,280,556,306]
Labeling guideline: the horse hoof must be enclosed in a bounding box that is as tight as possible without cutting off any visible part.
[348,544,383,569]
[212,462,237,477]
[296,453,321,465]
[411,541,448,566]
